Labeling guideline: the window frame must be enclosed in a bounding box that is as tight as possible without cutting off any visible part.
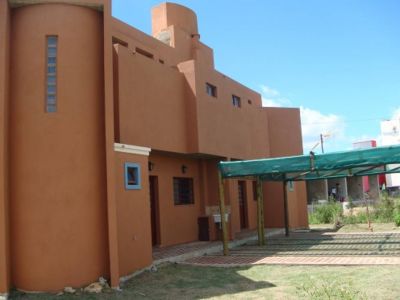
[173,177,195,205]
[46,35,58,113]
[124,163,141,190]
[232,94,241,108]
[206,82,217,98]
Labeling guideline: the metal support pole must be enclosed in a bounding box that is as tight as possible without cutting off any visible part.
[218,170,229,255]
[256,177,265,245]
[320,134,325,153]
[283,179,290,237]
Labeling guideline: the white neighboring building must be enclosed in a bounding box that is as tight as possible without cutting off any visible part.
[381,119,400,189]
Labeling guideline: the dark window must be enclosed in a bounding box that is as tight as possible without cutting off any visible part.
[112,37,128,47]
[252,181,258,201]
[46,36,57,112]
[248,99,252,105]
[136,47,154,59]
[206,83,217,97]
[125,163,141,190]
[232,95,241,108]
[173,177,194,205]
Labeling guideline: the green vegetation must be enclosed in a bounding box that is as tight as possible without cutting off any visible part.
[394,212,400,227]
[334,222,400,233]
[309,194,400,227]
[297,276,367,300]
[10,264,400,300]
[308,200,342,225]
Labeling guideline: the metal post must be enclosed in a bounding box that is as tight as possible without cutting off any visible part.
[256,177,265,245]
[218,170,229,255]
[283,179,290,237]
[320,133,324,153]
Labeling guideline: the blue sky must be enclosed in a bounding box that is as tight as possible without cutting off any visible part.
[112,0,400,153]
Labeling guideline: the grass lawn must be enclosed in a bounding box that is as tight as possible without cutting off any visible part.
[10,223,400,299]
[10,264,400,300]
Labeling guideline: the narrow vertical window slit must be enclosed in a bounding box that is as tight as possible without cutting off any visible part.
[46,36,58,113]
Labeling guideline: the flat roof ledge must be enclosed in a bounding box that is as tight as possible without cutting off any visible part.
[8,0,104,11]
[114,143,151,156]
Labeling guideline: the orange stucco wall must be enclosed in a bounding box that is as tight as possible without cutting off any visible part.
[9,4,109,291]
[111,2,309,241]
[149,152,202,246]
[264,182,285,228]
[114,152,152,277]
[0,0,309,293]
[0,0,11,294]
[112,6,272,160]
[114,47,271,159]
[193,63,270,160]
[264,108,308,229]
[115,45,193,153]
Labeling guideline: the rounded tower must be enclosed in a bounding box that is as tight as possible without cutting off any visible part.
[10,3,108,291]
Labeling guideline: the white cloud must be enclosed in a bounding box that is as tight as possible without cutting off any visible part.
[261,85,280,97]
[260,84,347,153]
[300,106,346,153]
[262,98,284,107]
[262,97,293,107]
[391,107,400,119]
[260,84,292,107]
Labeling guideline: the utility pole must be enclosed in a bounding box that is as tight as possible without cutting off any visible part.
[320,133,324,153]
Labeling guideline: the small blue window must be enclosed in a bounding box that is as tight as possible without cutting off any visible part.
[125,163,141,190]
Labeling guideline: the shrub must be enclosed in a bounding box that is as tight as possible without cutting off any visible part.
[309,201,342,224]
[394,213,400,227]
[308,212,320,225]
[342,212,369,224]
[346,196,355,210]
[374,193,395,222]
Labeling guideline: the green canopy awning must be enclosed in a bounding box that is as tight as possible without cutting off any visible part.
[218,144,400,181]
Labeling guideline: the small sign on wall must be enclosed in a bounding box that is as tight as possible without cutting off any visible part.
[288,180,294,192]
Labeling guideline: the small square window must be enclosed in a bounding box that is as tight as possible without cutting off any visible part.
[232,95,241,108]
[173,177,194,205]
[206,83,217,97]
[125,163,141,190]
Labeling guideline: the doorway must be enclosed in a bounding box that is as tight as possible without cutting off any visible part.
[149,176,160,246]
[238,180,248,229]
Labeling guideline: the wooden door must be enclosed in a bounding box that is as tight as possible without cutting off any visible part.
[149,176,159,246]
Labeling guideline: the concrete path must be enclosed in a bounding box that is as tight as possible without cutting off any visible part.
[152,228,284,265]
[182,231,400,266]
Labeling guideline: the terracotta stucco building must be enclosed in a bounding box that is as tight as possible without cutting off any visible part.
[0,0,308,294]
